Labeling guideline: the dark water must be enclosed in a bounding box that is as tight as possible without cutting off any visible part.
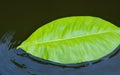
[0,0,120,42]
[0,33,120,75]
[0,0,120,75]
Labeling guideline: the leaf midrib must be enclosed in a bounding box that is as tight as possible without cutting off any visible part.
[20,30,120,47]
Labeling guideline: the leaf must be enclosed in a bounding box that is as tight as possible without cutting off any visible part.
[17,16,120,64]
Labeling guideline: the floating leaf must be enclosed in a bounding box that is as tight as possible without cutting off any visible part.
[18,16,120,64]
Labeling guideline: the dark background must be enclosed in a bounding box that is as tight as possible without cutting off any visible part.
[0,0,120,42]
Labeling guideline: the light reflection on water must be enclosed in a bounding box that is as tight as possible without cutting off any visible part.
[0,33,120,75]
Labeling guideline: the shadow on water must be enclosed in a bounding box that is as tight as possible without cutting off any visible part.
[0,33,120,75]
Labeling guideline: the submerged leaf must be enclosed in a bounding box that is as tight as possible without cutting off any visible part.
[18,16,120,64]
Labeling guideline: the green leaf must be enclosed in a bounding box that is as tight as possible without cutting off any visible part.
[17,16,120,64]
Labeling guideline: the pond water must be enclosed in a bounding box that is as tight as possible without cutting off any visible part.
[0,33,120,75]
